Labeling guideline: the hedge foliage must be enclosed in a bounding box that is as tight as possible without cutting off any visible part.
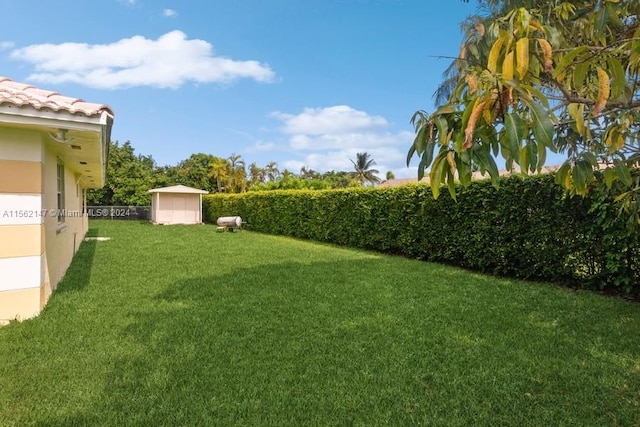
[203,174,640,293]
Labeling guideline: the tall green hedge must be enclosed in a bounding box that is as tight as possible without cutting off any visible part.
[203,174,639,292]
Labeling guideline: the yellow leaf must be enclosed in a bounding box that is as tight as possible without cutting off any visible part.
[516,37,529,79]
[464,99,486,150]
[467,74,478,95]
[446,151,456,175]
[483,107,492,124]
[537,38,553,73]
[502,51,514,80]
[592,67,610,116]
[529,19,545,33]
[567,103,584,134]
[488,37,505,73]
[605,132,613,147]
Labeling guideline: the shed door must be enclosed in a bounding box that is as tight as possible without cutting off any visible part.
[172,194,198,224]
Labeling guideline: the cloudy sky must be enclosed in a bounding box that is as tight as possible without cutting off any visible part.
[0,0,568,179]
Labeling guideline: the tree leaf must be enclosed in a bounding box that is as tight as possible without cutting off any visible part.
[434,116,449,145]
[615,161,632,186]
[573,62,590,89]
[406,144,416,167]
[464,99,486,149]
[488,36,506,73]
[519,144,529,174]
[516,37,530,79]
[521,98,556,151]
[447,168,457,201]
[536,139,547,172]
[537,38,553,73]
[429,150,448,199]
[607,57,625,99]
[504,112,526,157]
[555,161,571,188]
[572,162,587,194]
[553,46,588,79]
[422,140,437,171]
[485,151,500,188]
[567,103,585,134]
[502,51,515,80]
[592,67,610,116]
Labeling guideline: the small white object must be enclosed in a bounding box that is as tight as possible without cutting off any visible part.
[216,216,242,228]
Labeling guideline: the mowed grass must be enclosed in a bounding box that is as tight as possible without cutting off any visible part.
[1,221,639,426]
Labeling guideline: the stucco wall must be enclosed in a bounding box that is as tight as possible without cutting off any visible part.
[0,128,88,322]
[42,143,87,301]
[0,128,46,321]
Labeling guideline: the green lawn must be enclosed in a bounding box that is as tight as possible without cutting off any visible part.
[1,221,639,426]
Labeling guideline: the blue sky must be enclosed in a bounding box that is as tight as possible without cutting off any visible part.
[0,0,568,179]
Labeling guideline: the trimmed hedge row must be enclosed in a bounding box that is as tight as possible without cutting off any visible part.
[203,174,640,292]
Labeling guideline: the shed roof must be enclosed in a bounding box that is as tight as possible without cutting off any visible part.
[148,185,209,194]
[0,77,113,117]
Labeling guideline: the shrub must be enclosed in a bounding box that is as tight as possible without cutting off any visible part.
[202,175,640,292]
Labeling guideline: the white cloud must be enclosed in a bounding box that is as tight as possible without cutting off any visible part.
[269,105,417,179]
[270,105,387,135]
[288,131,408,151]
[0,41,15,50]
[9,30,275,89]
[163,8,177,17]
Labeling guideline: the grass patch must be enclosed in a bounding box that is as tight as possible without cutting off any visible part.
[1,220,639,426]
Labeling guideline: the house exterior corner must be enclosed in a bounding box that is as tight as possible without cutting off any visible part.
[0,77,113,322]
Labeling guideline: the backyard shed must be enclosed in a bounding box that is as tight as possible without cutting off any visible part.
[148,185,208,225]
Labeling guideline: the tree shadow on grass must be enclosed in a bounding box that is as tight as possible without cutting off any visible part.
[27,258,640,426]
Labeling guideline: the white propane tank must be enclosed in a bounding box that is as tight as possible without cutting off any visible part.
[216,216,243,229]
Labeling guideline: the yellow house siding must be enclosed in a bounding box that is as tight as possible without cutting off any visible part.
[0,288,40,324]
[42,144,86,293]
[0,160,43,193]
[0,224,44,258]
[0,129,45,321]
[0,128,44,162]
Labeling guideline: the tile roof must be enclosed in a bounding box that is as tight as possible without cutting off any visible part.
[0,77,113,118]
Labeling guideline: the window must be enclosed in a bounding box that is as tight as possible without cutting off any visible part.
[57,162,65,223]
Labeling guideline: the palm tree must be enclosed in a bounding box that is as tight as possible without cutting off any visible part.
[350,152,381,186]
[300,166,320,180]
[386,171,395,181]
[208,157,230,193]
[281,169,294,179]
[265,161,280,182]
[227,153,246,193]
[248,162,266,186]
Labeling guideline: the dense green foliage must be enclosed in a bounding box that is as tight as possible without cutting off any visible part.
[87,141,365,206]
[204,174,640,292]
[2,221,639,425]
[410,0,640,222]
